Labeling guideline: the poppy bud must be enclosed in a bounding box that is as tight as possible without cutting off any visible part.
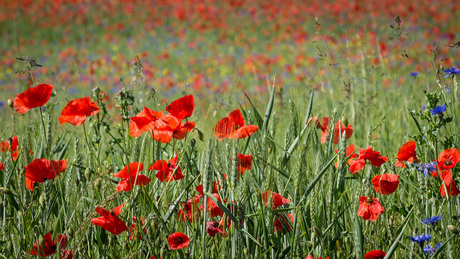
[51,91,56,97]
[0,187,12,195]
[68,228,74,237]
[190,138,196,148]
[213,110,217,118]
[17,210,22,217]
[313,226,322,238]
[448,225,459,235]
[211,244,217,254]
[39,195,46,205]
[7,99,13,108]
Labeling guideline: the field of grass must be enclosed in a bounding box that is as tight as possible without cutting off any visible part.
[0,0,459,258]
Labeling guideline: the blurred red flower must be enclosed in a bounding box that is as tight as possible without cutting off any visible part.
[372,174,400,195]
[14,84,53,114]
[29,232,68,257]
[237,153,252,174]
[334,144,359,168]
[129,217,147,241]
[24,159,68,191]
[358,196,385,221]
[178,195,201,223]
[59,97,100,126]
[1,136,20,161]
[202,193,225,217]
[262,191,291,209]
[149,152,184,182]
[168,232,190,250]
[113,162,150,191]
[206,221,228,237]
[349,147,388,174]
[91,204,128,235]
[0,162,4,171]
[365,250,387,259]
[274,213,294,232]
[309,117,352,144]
[213,109,259,140]
[395,141,419,168]
[437,148,460,171]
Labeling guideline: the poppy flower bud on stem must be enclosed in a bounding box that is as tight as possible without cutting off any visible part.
[0,187,12,195]
[39,195,46,205]
[341,116,348,127]
[7,99,13,108]
[313,226,322,238]
[448,225,459,235]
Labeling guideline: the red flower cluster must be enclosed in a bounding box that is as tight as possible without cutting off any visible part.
[24,159,68,191]
[334,144,358,168]
[394,141,419,168]
[29,232,72,258]
[1,136,20,161]
[358,196,385,221]
[149,152,184,182]
[113,162,151,192]
[365,250,386,259]
[129,95,195,143]
[213,109,259,140]
[91,204,128,235]
[274,213,294,232]
[237,153,253,174]
[308,117,353,144]
[349,147,388,174]
[59,97,100,126]
[206,221,228,237]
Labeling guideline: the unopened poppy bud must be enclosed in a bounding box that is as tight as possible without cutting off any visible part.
[7,99,13,108]
[68,228,74,237]
[213,110,217,118]
[190,138,196,148]
[211,244,217,254]
[0,187,12,195]
[313,226,322,238]
[51,91,56,97]
[85,167,92,180]
[448,225,459,235]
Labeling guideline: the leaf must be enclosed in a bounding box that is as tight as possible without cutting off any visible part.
[243,92,264,128]
[262,76,276,131]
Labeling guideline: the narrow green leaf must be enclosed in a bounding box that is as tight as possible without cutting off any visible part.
[262,76,276,131]
[384,206,415,259]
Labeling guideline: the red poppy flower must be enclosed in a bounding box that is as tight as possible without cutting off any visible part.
[372,174,400,195]
[213,109,259,140]
[0,162,3,171]
[166,95,195,120]
[439,170,460,197]
[262,191,291,209]
[29,232,68,257]
[237,153,253,174]
[206,221,228,237]
[310,117,353,144]
[305,256,314,259]
[129,107,165,137]
[178,195,201,223]
[358,196,385,221]
[91,204,128,235]
[196,182,221,196]
[349,147,388,174]
[129,217,147,241]
[437,148,460,170]
[113,162,150,192]
[14,84,53,114]
[395,141,419,168]
[274,213,294,232]
[24,159,68,191]
[364,250,387,259]
[62,249,73,259]
[58,97,100,126]
[172,121,195,140]
[167,232,190,250]
[334,144,359,168]
[202,193,225,217]
[149,152,184,182]
[1,136,18,153]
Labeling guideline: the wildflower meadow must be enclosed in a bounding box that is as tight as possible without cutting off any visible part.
[0,0,460,258]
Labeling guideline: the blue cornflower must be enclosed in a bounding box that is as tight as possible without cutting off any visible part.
[0,101,4,107]
[415,161,437,178]
[410,234,431,243]
[410,72,419,77]
[421,215,442,225]
[444,67,460,77]
[423,243,443,255]
[429,105,446,115]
